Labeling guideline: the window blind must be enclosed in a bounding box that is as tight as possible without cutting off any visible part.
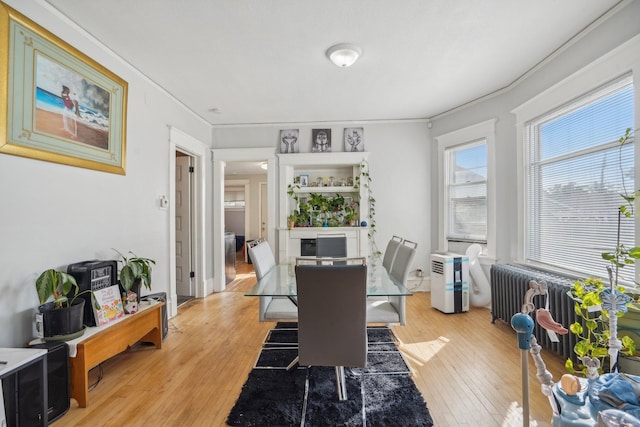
[525,75,634,282]
[446,141,487,242]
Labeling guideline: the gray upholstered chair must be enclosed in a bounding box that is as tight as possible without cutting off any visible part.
[295,258,367,401]
[382,235,403,271]
[248,240,297,321]
[316,234,347,263]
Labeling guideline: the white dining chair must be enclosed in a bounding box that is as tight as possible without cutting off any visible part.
[248,240,297,321]
[368,240,417,326]
[389,240,418,286]
[382,235,403,271]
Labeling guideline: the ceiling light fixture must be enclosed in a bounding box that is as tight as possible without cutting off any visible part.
[260,162,268,170]
[326,43,362,68]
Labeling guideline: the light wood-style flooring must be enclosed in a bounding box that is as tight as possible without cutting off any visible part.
[58,253,566,426]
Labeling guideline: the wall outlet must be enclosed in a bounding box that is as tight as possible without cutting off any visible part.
[416,268,423,277]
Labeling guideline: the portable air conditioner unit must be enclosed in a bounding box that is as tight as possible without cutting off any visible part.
[430,253,469,313]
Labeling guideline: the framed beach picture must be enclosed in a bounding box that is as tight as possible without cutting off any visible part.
[279,129,299,153]
[311,129,331,152]
[344,127,364,152]
[0,3,128,175]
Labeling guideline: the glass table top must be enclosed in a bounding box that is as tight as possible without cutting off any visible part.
[245,259,412,297]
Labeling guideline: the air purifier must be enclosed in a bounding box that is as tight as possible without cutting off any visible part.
[430,253,469,313]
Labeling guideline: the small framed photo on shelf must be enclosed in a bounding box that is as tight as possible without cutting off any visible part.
[299,174,309,187]
[279,129,299,153]
[344,127,364,152]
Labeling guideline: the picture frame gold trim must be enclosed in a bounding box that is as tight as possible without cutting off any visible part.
[0,2,127,174]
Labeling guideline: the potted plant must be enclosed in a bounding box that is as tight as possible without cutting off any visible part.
[287,212,298,229]
[36,268,92,338]
[565,128,640,376]
[115,250,155,303]
[343,205,358,226]
[565,277,636,376]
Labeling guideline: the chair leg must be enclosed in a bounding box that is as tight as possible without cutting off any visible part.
[335,366,347,401]
[286,355,299,371]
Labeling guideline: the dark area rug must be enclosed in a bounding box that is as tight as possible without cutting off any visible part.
[227,323,433,426]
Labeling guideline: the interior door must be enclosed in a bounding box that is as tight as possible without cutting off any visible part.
[175,153,193,296]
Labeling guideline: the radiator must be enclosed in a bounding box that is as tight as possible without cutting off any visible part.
[490,264,580,363]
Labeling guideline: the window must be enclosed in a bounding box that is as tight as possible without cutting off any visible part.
[525,75,634,281]
[446,141,487,242]
[436,119,495,257]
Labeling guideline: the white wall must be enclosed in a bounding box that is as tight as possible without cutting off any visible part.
[212,121,432,273]
[0,0,212,347]
[429,0,640,266]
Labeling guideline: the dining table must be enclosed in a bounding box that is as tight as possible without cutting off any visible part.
[245,257,412,299]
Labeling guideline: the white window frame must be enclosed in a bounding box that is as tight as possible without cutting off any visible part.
[436,119,496,259]
[512,34,640,281]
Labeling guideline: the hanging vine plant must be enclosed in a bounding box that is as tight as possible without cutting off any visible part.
[355,159,381,256]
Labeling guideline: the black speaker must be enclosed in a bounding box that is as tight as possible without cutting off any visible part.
[141,292,168,339]
[29,342,70,424]
[67,260,118,326]
[1,360,46,426]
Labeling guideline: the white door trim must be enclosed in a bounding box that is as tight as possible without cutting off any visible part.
[212,148,277,292]
[169,126,208,318]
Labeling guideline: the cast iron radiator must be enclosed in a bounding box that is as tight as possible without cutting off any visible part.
[490,263,580,363]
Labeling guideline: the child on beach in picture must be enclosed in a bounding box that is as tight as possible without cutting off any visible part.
[61,85,80,138]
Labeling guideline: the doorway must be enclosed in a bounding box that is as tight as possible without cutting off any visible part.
[168,126,207,318]
[176,151,194,306]
[211,148,277,292]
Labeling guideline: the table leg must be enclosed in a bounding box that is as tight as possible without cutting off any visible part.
[70,345,89,408]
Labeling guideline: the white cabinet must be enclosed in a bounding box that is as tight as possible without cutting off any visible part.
[277,152,370,263]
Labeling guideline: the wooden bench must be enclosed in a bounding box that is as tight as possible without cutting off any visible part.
[69,301,164,407]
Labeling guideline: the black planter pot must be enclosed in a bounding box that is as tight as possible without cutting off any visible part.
[38,298,85,337]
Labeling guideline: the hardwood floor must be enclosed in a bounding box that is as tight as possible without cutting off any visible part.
[223,251,257,293]
[58,258,566,426]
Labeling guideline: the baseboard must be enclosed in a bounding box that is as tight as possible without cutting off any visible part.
[407,277,430,292]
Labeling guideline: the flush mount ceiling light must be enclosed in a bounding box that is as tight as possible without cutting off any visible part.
[326,43,362,68]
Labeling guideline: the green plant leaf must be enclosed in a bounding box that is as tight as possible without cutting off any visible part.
[565,359,575,373]
[592,347,609,358]
[622,335,636,355]
[629,246,640,259]
[585,319,598,332]
[574,340,591,357]
[569,322,583,335]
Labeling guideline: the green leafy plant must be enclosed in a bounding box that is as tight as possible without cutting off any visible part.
[343,204,358,225]
[565,277,636,375]
[287,211,298,229]
[114,250,156,292]
[355,159,380,255]
[565,128,640,375]
[35,268,89,308]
